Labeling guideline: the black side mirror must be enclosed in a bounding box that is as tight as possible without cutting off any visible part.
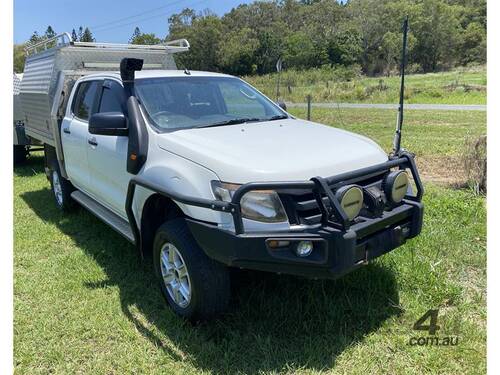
[89,112,128,136]
[277,100,287,111]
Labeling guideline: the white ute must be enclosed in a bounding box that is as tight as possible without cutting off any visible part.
[19,33,424,320]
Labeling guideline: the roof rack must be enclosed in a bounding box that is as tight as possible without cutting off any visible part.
[25,32,190,56]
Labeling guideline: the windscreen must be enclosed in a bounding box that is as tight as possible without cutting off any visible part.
[134,76,287,131]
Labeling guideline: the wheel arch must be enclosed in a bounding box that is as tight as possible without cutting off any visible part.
[139,193,185,258]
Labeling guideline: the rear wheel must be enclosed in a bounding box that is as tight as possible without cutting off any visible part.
[49,161,76,212]
[13,145,27,165]
[153,219,230,321]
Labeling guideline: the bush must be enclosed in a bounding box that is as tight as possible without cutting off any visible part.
[463,135,487,194]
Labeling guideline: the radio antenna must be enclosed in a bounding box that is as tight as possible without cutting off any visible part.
[392,16,409,156]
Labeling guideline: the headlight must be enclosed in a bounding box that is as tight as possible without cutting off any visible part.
[335,185,363,221]
[384,170,409,203]
[211,181,288,223]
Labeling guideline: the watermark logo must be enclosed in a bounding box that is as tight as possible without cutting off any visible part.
[408,309,459,347]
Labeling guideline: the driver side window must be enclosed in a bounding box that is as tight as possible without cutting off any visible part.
[98,80,125,113]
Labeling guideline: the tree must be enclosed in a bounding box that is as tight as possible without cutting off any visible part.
[71,29,78,42]
[44,26,56,39]
[283,31,328,69]
[169,13,223,71]
[79,27,95,42]
[129,27,141,43]
[28,31,43,45]
[13,44,26,73]
[129,27,161,45]
[411,0,462,71]
[164,0,485,76]
[458,22,486,65]
[217,28,259,75]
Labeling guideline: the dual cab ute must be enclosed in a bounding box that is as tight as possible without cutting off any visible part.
[18,33,423,320]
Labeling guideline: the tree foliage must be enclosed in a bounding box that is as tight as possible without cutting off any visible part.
[129,27,161,45]
[166,0,486,75]
[13,0,486,76]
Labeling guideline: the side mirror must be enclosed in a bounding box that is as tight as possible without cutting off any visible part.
[89,112,128,136]
[277,100,287,111]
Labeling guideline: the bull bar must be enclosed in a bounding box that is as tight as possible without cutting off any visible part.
[125,151,423,249]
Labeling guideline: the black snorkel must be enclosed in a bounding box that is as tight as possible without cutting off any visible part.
[120,58,148,175]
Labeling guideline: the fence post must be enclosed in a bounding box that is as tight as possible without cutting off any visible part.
[307,94,312,121]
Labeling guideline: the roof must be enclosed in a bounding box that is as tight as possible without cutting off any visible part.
[81,70,235,81]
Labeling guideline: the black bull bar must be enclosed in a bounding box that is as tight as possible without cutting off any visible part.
[125,152,423,247]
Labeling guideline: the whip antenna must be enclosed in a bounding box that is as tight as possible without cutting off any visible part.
[392,16,409,156]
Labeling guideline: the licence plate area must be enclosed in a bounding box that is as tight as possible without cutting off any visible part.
[354,221,412,264]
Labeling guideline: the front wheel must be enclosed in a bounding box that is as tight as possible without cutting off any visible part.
[153,219,230,321]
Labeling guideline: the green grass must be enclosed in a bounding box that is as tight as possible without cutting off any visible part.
[245,65,486,105]
[287,108,486,158]
[14,104,486,373]
[14,156,486,374]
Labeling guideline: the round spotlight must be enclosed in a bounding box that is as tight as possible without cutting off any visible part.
[384,170,409,203]
[296,241,313,257]
[335,185,364,221]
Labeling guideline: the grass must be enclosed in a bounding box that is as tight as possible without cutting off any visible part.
[245,65,486,105]
[287,108,486,158]
[287,107,486,187]
[15,108,486,374]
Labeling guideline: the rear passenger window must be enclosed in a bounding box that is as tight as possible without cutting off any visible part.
[99,81,125,113]
[73,81,99,121]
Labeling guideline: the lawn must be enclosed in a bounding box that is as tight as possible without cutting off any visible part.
[287,107,486,186]
[246,65,486,105]
[14,107,486,374]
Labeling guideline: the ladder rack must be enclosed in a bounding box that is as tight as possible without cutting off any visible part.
[25,32,190,56]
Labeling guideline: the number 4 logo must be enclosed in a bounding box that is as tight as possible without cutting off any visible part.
[413,309,440,335]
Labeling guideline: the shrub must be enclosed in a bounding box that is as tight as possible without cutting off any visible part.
[463,135,487,194]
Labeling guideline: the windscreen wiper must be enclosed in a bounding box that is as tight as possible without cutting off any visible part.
[197,117,261,129]
[266,115,289,121]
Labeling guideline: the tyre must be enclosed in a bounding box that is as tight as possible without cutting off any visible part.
[49,161,76,212]
[13,145,27,165]
[153,218,230,321]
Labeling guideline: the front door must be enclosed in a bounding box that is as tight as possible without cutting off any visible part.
[86,79,130,218]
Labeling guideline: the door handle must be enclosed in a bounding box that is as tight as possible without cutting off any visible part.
[62,127,70,134]
[88,138,98,147]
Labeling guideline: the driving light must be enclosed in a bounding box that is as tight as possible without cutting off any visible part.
[296,241,313,257]
[384,171,409,203]
[211,181,288,223]
[335,185,364,221]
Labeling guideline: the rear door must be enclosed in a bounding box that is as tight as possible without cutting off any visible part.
[61,80,100,191]
[86,79,130,218]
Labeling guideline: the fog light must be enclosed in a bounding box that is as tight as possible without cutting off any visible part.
[384,170,409,203]
[295,240,313,257]
[335,185,364,220]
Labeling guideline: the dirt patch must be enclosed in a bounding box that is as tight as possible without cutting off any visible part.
[415,156,466,187]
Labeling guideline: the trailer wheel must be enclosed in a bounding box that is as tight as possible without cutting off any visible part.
[13,145,27,165]
[153,219,230,321]
[49,161,76,212]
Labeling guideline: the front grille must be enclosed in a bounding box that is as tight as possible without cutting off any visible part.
[280,172,387,226]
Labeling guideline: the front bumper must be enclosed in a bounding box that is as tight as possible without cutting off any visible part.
[126,152,424,270]
[187,199,423,279]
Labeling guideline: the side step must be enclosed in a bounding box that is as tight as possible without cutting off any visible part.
[71,190,135,244]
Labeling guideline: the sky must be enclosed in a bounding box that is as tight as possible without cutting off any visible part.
[14,0,255,44]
